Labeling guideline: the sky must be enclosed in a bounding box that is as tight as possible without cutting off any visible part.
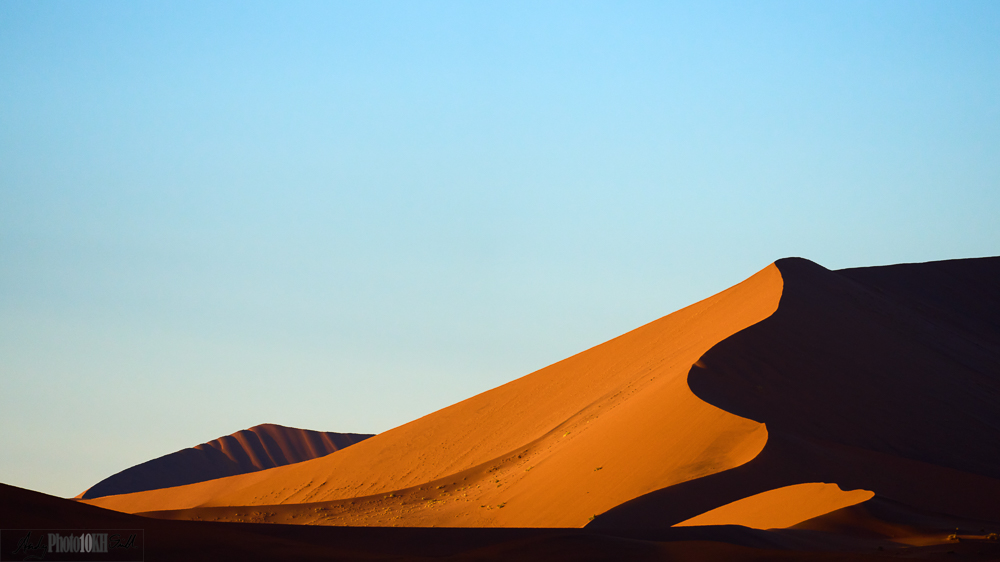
[1,1,998,498]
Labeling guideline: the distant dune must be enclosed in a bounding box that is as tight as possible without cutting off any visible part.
[78,257,1000,540]
[78,424,373,500]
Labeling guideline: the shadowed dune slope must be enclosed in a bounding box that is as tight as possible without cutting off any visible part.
[83,263,785,527]
[79,424,373,500]
[590,256,1000,531]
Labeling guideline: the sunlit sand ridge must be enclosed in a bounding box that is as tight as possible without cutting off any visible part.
[675,483,875,529]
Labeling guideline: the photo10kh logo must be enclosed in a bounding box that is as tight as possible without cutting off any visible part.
[47,532,117,554]
[2,529,143,561]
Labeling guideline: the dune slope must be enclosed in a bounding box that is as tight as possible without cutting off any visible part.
[80,424,373,499]
[83,263,785,527]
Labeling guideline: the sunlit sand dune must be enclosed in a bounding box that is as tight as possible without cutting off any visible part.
[83,263,785,527]
[80,256,1000,537]
[674,483,874,529]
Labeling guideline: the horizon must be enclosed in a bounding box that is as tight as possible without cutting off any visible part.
[2,1,999,498]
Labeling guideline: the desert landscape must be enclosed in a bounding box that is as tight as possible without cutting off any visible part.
[5,255,1000,561]
[4,2,998,560]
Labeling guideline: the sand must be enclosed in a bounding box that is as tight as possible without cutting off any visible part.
[675,483,874,529]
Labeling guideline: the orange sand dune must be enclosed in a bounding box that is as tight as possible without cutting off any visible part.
[83,256,1000,534]
[84,263,785,527]
[79,424,373,499]
[675,483,874,529]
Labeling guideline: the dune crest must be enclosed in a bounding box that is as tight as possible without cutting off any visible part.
[83,263,785,527]
[674,483,874,529]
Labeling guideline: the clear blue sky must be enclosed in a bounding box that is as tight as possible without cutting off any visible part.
[2,1,998,497]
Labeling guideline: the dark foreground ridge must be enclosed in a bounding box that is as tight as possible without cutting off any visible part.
[80,424,373,499]
[5,483,999,561]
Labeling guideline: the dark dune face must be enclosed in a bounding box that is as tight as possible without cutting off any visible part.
[592,256,1000,530]
[80,424,373,499]
[693,256,1000,477]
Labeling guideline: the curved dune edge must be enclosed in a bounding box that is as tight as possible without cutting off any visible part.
[674,483,875,530]
[82,264,785,528]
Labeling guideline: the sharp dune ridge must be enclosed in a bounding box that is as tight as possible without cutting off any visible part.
[77,256,1000,538]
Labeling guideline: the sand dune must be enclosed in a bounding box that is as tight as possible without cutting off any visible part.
[83,263,784,526]
[80,256,1000,536]
[79,424,373,499]
[675,483,874,529]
